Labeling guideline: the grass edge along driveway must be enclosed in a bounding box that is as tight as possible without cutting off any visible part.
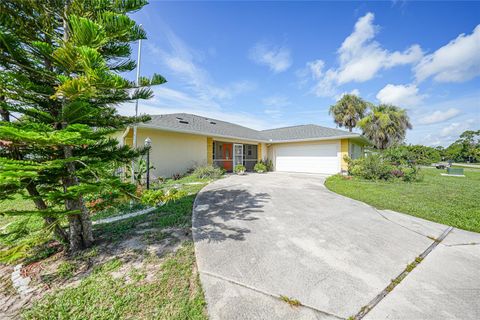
[325,168,480,233]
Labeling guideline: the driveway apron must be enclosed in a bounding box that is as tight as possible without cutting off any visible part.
[192,173,480,319]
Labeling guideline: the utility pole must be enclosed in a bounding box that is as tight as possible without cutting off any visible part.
[131,26,142,184]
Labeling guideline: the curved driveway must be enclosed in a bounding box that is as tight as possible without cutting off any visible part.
[193,173,480,320]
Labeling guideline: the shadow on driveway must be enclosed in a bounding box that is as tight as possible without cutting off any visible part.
[193,186,270,243]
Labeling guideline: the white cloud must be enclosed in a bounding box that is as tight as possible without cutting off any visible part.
[305,12,423,97]
[407,94,479,146]
[376,84,425,107]
[117,87,276,130]
[418,108,461,125]
[440,120,474,137]
[262,95,291,107]
[418,134,443,147]
[307,60,325,79]
[146,31,254,101]
[249,43,292,73]
[262,95,291,118]
[117,28,266,129]
[334,88,360,101]
[415,25,480,83]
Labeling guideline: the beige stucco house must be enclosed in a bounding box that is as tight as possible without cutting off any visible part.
[117,113,367,178]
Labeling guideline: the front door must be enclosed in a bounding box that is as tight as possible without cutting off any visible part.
[233,144,244,169]
[222,143,233,171]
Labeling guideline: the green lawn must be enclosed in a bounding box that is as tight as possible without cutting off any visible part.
[23,242,206,320]
[0,195,37,230]
[22,182,208,319]
[0,195,51,263]
[325,167,480,233]
[1,175,212,319]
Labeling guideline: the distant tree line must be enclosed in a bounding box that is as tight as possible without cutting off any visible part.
[329,94,479,164]
[436,130,480,163]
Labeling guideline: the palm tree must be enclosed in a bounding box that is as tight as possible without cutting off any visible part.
[329,94,368,132]
[359,104,412,149]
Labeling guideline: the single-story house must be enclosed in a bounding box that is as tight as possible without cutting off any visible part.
[117,113,368,178]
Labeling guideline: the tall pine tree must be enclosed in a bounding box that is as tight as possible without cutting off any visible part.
[0,0,166,251]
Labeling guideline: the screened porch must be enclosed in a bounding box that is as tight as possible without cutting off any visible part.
[212,141,258,172]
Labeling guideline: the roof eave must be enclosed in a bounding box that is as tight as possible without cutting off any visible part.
[132,124,367,144]
[266,134,364,144]
[135,124,265,143]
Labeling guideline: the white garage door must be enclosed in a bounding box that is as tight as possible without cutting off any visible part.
[275,143,340,174]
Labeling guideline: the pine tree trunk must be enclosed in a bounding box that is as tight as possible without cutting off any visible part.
[62,147,94,251]
[62,179,94,251]
[79,197,94,245]
[60,0,93,252]
[0,96,9,122]
[67,213,84,252]
[25,183,69,244]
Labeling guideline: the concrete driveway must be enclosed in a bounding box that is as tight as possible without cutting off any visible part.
[192,173,480,320]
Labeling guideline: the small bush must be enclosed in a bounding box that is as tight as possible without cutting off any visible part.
[192,165,224,179]
[346,154,422,182]
[84,188,126,213]
[262,159,274,172]
[401,166,423,182]
[390,169,404,178]
[141,189,165,206]
[163,188,187,203]
[254,162,267,173]
[348,154,393,180]
[172,173,182,180]
[234,164,246,174]
[141,188,187,206]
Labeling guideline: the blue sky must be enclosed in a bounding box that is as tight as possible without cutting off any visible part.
[119,1,480,147]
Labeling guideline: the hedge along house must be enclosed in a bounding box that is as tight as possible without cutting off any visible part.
[118,113,368,178]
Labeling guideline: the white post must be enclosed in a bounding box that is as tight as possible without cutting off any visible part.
[131,27,143,184]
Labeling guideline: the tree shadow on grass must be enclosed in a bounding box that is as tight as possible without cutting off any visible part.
[193,187,270,243]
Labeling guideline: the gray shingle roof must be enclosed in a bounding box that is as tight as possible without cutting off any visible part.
[261,124,357,141]
[139,113,359,142]
[139,113,261,141]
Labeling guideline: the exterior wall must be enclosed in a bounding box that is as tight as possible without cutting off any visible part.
[260,143,267,161]
[123,129,133,146]
[349,141,364,160]
[340,139,349,171]
[111,130,125,145]
[267,144,274,169]
[207,137,213,165]
[267,139,343,173]
[133,128,207,178]
[118,127,363,176]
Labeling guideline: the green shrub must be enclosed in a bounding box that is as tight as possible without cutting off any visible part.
[382,145,441,166]
[262,159,274,172]
[192,165,224,179]
[172,173,182,180]
[141,189,165,206]
[234,164,246,174]
[346,154,423,182]
[163,188,187,203]
[347,154,394,180]
[254,162,267,173]
[141,188,187,207]
[401,166,423,182]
